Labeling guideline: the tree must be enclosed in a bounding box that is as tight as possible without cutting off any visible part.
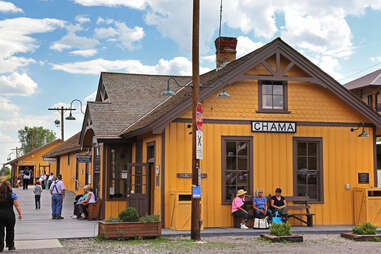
[18,126,57,155]
[0,166,10,175]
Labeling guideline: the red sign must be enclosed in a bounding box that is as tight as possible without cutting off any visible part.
[196,103,203,130]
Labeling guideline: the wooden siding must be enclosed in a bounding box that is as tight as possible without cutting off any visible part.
[164,122,374,227]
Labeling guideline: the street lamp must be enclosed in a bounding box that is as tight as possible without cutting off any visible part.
[66,99,85,121]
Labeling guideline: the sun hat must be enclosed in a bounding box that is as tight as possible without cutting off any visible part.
[236,189,247,197]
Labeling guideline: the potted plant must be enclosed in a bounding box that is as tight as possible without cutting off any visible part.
[98,207,161,239]
[261,222,303,242]
[341,222,381,241]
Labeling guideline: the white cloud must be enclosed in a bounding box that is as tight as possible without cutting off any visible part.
[0,97,19,112]
[0,72,38,96]
[96,17,114,25]
[75,15,91,23]
[371,57,381,63]
[94,20,144,50]
[50,24,99,52]
[85,91,97,102]
[52,56,210,76]
[236,36,264,58]
[74,0,147,10]
[0,1,22,13]
[70,49,97,57]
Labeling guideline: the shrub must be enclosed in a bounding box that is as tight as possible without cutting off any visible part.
[270,222,292,236]
[118,207,139,222]
[139,214,160,223]
[353,222,377,235]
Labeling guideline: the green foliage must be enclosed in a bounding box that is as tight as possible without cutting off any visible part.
[0,166,10,175]
[353,222,377,235]
[18,126,56,154]
[118,207,139,222]
[139,214,160,223]
[270,222,292,236]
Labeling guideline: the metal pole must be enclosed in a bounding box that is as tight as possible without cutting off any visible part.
[191,0,201,241]
[61,106,64,141]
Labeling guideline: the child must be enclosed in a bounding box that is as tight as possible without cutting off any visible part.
[33,182,42,209]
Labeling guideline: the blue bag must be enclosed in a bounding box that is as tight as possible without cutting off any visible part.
[272,211,282,224]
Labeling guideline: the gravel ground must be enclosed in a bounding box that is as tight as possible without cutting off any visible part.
[15,234,381,254]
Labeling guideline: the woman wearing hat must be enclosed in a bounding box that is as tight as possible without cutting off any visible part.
[231,189,249,229]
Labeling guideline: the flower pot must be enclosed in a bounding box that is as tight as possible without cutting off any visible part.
[98,221,161,239]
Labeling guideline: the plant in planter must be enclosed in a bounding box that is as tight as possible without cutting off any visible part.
[342,222,380,241]
[98,207,161,240]
[261,222,303,242]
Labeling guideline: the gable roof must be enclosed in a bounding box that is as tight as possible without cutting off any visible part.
[120,38,381,137]
[80,73,190,143]
[5,139,62,165]
[344,69,381,90]
[44,132,81,158]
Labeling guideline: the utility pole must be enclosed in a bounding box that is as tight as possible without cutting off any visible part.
[191,0,201,241]
[48,106,75,141]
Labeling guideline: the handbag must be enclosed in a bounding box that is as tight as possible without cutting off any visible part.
[253,217,270,229]
[272,211,282,224]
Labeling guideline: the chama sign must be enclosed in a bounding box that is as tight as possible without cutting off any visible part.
[251,121,297,133]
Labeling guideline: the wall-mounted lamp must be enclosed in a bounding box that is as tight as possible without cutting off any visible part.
[350,124,369,138]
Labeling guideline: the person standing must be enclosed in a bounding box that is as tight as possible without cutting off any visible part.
[33,182,42,209]
[22,168,30,190]
[49,174,65,219]
[0,181,22,252]
[47,173,54,189]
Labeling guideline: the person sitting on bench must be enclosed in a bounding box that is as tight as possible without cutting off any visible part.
[270,188,288,222]
[232,189,250,229]
[78,185,96,219]
[253,189,272,222]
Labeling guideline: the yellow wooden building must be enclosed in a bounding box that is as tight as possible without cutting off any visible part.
[44,132,95,197]
[75,37,381,228]
[7,140,62,186]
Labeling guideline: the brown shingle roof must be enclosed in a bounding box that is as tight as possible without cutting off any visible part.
[344,69,381,90]
[44,133,81,158]
[85,73,190,139]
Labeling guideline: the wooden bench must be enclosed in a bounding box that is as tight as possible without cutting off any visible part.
[88,199,101,220]
[285,196,315,227]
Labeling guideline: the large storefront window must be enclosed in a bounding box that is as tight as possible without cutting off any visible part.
[222,137,252,204]
[258,80,288,113]
[293,137,323,202]
[108,145,132,199]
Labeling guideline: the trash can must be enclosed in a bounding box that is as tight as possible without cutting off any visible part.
[168,191,204,230]
[353,188,381,226]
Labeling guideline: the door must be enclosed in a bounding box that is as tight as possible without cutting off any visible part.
[147,143,155,214]
[126,162,151,216]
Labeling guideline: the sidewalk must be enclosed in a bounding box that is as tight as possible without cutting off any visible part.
[13,186,98,250]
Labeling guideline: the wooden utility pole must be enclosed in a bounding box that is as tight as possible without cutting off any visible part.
[191,0,201,241]
[48,106,75,141]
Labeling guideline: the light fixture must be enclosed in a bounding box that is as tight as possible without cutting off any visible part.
[65,112,76,121]
[350,125,369,138]
[217,88,231,98]
[54,119,60,127]
[161,87,176,96]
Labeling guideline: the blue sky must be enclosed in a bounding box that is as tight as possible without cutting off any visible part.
[1,0,381,163]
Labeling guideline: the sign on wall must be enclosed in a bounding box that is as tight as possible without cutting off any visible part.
[251,121,297,133]
[76,155,92,163]
[196,130,203,159]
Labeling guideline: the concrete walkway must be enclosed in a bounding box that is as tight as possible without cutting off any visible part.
[13,186,98,249]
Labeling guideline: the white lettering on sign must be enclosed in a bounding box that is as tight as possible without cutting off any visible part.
[251,121,297,133]
[196,130,203,160]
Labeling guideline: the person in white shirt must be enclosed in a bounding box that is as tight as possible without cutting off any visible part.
[47,173,54,189]
[78,185,96,219]
[49,174,65,220]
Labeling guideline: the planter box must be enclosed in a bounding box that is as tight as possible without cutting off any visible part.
[261,234,303,243]
[98,221,161,239]
[341,232,381,241]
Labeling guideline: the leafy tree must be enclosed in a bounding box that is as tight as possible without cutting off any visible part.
[0,166,10,175]
[18,126,57,155]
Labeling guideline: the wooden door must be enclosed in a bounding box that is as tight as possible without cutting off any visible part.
[126,163,150,216]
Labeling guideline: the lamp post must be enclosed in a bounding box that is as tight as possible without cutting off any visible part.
[65,99,85,121]
[48,106,76,141]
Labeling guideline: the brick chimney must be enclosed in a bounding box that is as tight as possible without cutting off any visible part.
[215,37,237,69]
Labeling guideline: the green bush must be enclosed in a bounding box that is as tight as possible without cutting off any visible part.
[270,222,292,236]
[353,222,377,235]
[118,207,139,222]
[139,214,160,223]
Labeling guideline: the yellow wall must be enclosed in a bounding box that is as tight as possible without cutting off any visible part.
[59,151,90,196]
[14,141,62,182]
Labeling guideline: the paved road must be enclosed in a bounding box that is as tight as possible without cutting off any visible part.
[13,186,98,241]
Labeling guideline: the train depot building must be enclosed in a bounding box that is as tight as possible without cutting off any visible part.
[56,37,381,229]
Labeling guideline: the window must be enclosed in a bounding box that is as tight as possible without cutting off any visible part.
[258,80,288,113]
[108,145,132,199]
[67,154,70,165]
[222,137,253,204]
[293,137,323,202]
[368,95,373,107]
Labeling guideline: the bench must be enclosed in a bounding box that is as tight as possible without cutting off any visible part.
[88,199,102,220]
[285,196,315,227]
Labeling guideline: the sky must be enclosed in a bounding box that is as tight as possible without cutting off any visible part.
[1,0,381,163]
